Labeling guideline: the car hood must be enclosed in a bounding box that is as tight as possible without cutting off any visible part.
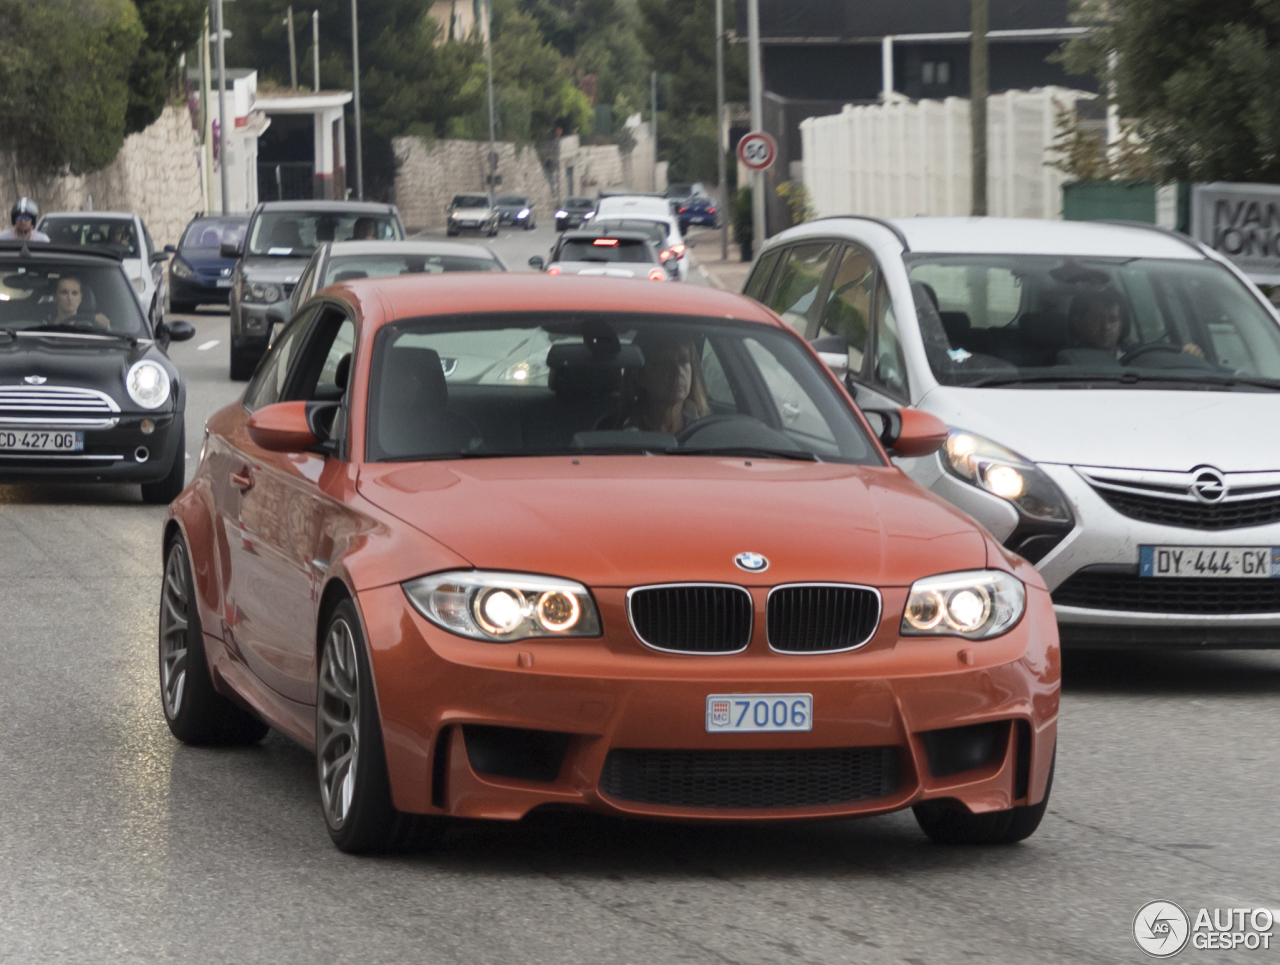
[920,385,1280,472]
[356,457,986,588]
[0,334,170,399]
[452,207,493,218]
[240,256,307,284]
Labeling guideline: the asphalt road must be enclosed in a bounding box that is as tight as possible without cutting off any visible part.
[1,239,1278,964]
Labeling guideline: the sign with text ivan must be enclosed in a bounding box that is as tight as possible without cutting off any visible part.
[1191,182,1280,284]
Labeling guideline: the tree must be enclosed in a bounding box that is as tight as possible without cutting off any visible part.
[0,0,144,177]
[126,0,207,134]
[1064,0,1280,183]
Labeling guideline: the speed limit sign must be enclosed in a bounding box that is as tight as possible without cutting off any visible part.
[737,131,777,172]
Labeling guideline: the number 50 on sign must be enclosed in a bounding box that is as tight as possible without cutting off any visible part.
[737,131,777,172]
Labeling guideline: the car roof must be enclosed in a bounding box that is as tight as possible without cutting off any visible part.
[41,211,136,222]
[332,272,780,329]
[324,240,498,258]
[779,216,1204,260]
[0,241,125,262]
[256,201,397,214]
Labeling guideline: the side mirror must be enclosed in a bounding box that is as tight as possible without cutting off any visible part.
[247,401,318,453]
[811,334,851,380]
[863,407,948,457]
[161,319,196,342]
[163,244,176,254]
[528,255,545,270]
[220,240,243,259]
[150,250,169,265]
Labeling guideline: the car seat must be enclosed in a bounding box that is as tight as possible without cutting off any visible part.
[332,270,368,282]
[269,220,304,249]
[375,345,481,457]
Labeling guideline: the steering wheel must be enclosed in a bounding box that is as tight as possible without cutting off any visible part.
[1119,344,1185,365]
[675,412,765,445]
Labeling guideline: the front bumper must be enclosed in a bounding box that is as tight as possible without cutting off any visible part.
[0,412,182,483]
[231,300,278,351]
[358,583,1059,822]
[170,273,232,305]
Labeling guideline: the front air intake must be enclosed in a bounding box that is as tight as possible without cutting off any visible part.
[627,584,753,653]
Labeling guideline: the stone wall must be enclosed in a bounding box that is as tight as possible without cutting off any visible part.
[1,104,205,248]
[393,138,556,231]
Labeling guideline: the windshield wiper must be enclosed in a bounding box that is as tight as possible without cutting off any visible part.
[665,446,820,462]
[965,371,1280,391]
[18,324,138,345]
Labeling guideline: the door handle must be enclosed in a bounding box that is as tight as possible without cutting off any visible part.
[231,467,255,492]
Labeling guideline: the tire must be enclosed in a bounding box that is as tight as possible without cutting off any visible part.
[230,343,256,381]
[141,425,186,504]
[487,225,499,237]
[446,227,459,237]
[913,753,1055,846]
[159,537,270,745]
[317,600,442,854]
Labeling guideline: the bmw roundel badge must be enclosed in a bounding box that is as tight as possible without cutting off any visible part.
[734,552,769,573]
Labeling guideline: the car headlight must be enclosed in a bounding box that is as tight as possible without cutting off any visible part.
[243,282,282,304]
[555,209,567,218]
[942,430,1072,522]
[126,360,171,409]
[403,570,601,642]
[171,259,195,280]
[901,570,1025,640]
[517,208,530,218]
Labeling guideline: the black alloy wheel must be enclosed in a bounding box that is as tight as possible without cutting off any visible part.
[159,536,270,745]
[141,425,186,505]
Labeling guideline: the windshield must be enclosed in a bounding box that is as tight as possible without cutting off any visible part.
[558,238,652,263]
[41,218,138,258]
[367,313,879,464]
[496,196,527,206]
[322,251,500,285]
[452,195,490,209]
[181,218,246,249]
[666,183,692,198]
[906,255,1280,389]
[592,220,668,246]
[564,198,594,210]
[247,212,400,257]
[0,259,149,335]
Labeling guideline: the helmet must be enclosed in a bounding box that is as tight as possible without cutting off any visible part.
[11,197,39,225]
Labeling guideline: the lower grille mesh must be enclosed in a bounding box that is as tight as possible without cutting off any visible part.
[599,747,898,809]
[1053,568,1280,614]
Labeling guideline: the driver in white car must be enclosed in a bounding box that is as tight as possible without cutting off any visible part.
[1069,288,1203,360]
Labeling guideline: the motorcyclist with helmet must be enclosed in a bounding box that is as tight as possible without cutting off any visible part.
[0,198,51,242]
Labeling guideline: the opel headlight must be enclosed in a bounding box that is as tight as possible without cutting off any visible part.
[403,570,601,642]
[244,282,282,304]
[172,259,195,280]
[126,360,171,409]
[942,430,1071,522]
[902,570,1025,640]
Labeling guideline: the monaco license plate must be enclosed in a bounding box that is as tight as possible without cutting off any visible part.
[1140,545,1280,579]
[706,694,812,733]
[0,430,84,452]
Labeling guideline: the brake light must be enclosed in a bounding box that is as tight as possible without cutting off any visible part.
[671,243,686,259]
[547,266,561,275]
[648,268,664,281]
[708,207,715,214]
[679,206,688,213]
[592,238,619,246]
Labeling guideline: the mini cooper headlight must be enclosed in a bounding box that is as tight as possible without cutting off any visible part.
[171,259,195,280]
[244,282,282,304]
[403,570,601,642]
[902,570,1025,640]
[942,429,1072,522]
[126,360,171,409]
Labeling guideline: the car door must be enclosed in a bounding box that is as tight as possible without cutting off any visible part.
[810,242,876,392]
[220,306,323,703]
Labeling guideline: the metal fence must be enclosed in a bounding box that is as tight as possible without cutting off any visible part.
[257,162,314,202]
[800,87,1092,221]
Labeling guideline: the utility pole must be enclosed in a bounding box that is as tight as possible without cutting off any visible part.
[201,10,214,213]
[286,7,298,89]
[715,0,727,258]
[484,0,497,203]
[651,70,659,192]
[970,0,988,216]
[312,9,320,92]
[351,0,363,199]
[215,0,230,215]
[746,0,765,253]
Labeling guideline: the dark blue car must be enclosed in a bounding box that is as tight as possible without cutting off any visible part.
[164,216,248,313]
[675,193,718,232]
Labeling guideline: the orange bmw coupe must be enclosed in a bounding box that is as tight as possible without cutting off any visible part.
[160,274,1059,853]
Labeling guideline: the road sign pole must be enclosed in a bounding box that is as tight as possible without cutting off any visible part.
[747,0,765,256]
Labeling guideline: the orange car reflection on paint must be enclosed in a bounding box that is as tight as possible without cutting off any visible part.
[159,274,1059,853]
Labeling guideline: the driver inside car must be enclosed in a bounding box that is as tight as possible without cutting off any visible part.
[1066,288,1203,361]
[616,334,710,434]
[51,275,110,330]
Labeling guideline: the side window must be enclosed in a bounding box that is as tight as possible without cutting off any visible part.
[243,308,317,411]
[700,340,736,410]
[766,243,837,332]
[816,245,875,377]
[872,277,910,400]
[314,319,356,400]
[743,250,781,300]
[743,338,836,445]
[141,221,156,259]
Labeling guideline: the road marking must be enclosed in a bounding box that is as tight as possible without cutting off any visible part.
[197,339,220,351]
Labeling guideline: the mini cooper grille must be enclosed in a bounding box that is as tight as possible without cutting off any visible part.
[0,385,120,428]
[1053,569,1280,614]
[627,585,753,653]
[599,747,899,809]
[1095,488,1280,531]
[767,585,880,652]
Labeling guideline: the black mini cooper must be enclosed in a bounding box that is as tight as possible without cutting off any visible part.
[0,242,194,502]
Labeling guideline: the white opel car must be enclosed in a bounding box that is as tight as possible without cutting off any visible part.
[39,211,169,327]
[744,217,1280,648]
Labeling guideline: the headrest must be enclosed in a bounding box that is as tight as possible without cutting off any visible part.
[333,269,367,282]
[382,345,448,409]
[1019,312,1073,347]
[334,353,351,392]
[198,227,221,246]
[270,221,303,248]
[939,311,971,343]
